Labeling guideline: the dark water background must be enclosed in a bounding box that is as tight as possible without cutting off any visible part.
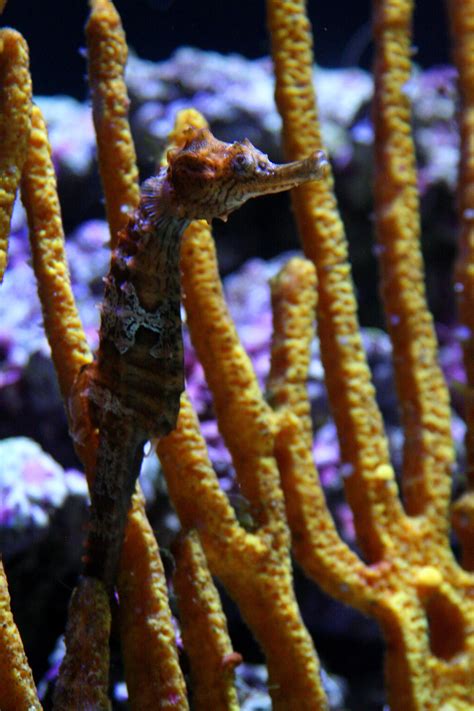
[3,0,450,98]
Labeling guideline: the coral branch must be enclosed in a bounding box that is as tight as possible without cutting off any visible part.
[158,160,328,705]
[160,359,328,710]
[86,0,140,249]
[267,257,316,447]
[0,561,41,711]
[158,393,251,563]
[267,256,374,603]
[266,1,474,708]
[118,490,189,710]
[373,0,453,526]
[173,530,240,711]
[21,105,93,403]
[181,220,286,533]
[267,0,404,562]
[449,0,474,569]
[0,29,31,280]
[274,409,377,609]
[52,577,111,711]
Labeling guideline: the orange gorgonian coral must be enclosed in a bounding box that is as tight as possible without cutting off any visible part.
[266,0,474,708]
[0,0,473,709]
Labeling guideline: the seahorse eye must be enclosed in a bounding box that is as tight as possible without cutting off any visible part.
[231,152,253,175]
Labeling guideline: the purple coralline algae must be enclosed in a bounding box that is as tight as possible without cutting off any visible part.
[34,96,96,178]
[126,47,373,170]
[0,437,87,557]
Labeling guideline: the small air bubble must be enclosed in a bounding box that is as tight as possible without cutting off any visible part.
[389,314,400,325]
[120,204,131,214]
[337,335,349,346]
[454,282,464,293]
[463,208,474,221]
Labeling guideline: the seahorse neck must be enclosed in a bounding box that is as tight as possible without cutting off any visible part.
[109,170,190,290]
[136,169,190,245]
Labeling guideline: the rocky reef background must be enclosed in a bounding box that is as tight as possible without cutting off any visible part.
[0,28,467,711]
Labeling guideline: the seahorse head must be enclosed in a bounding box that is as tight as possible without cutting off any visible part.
[164,126,329,222]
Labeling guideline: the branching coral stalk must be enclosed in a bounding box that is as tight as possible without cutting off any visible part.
[373,0,453,529]
[267,0,405,564]
[0,561,41,711]
[268,262,377,608]
[21,105,94,404]
[0,28,38,711]
[267,0,474,708]
[159,393,327,710]
[86,0,140,248]
[449,0,474,570]
[117,490,189,710]
[0,28,31,280]
[173,530,241,711]
[267,258,316,447]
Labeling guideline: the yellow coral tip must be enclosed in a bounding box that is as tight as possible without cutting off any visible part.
[415,566,443,588]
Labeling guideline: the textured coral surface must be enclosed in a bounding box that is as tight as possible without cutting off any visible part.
[1,0,474,709]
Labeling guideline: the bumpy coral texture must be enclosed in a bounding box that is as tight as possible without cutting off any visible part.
[173,530,241,710]
[1,0,473,709]
[0,28,31,279]
[86,0,140,249]
[268,0,474,708]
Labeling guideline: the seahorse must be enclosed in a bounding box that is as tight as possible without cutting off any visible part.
[77,126,328,589]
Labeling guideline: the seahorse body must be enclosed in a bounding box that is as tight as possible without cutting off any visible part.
[81,127,329,588]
